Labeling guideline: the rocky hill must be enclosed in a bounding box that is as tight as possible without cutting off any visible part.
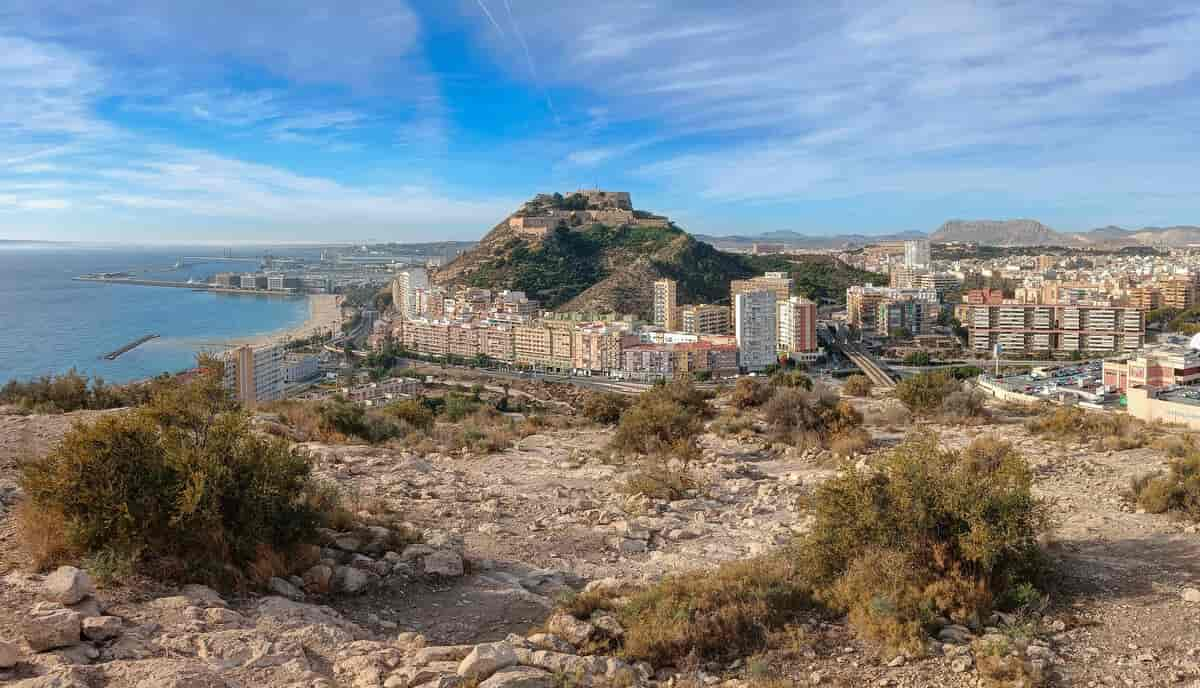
[433,197,883,315]
[930,219,1066,246]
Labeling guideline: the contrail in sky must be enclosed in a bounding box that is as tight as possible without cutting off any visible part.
[474,0,506,36]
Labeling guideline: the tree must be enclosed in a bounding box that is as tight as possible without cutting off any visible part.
[903,351,932,366]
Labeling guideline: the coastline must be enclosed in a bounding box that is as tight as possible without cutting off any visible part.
[219,294,343,350]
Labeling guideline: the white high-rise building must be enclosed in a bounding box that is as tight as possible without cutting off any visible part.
[735,290,777,372]
[904,239,931,269]
[652,278,679,329]
[392,267,430,319]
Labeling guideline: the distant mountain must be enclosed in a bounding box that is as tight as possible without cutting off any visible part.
[929,219,1068,247]
[434,193,885,315]
[695,230,926,250]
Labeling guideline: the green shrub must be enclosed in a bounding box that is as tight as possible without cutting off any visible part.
[842,374,873,397]
[770,369,813,390]
[611,380,712,455]
[894,371,961,415]
[762,386,862,448]
[442,391,482,422]
[18,367,332,586]
[617,556,816,665]
[0,369,160,413]
[798,433,1051,652]
[384,398,435,432]
[582,392,631,425]
[731,377,774,409]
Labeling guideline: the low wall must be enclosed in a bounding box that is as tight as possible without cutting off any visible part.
[975,378,1041,405]
[1127,387,1200,430]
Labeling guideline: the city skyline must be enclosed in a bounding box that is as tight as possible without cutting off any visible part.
[3,1,1200,242]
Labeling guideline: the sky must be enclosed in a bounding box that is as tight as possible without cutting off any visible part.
[2,1,1199,242]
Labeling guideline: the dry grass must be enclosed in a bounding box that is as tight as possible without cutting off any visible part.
[710,409,757,437]
[829,429,872,458]
[15,500,74,572]
[842,374,872,397]
[1027,406,1148,450]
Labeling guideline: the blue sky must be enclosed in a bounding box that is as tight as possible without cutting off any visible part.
[2,1,1199,242]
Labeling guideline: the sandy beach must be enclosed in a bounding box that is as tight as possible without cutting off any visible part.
[222,293,343,349]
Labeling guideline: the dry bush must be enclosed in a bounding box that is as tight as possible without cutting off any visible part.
[799,433,1052,654]
[1150,433,1199,458]
[769,369,813,390]
[429,408,520,454]
[617,556,816,666]
[15,500,73,571]
[623,461,698,501]
[829,429,872,458]
[866,401,911,429]
[843,374,873,397]
[974,638,1047,687]
[262,400,325,441]
[762,386,862,448]
[940,389,990,422]
[1027,406,1147,450]
[1130,452,1200,519]
[582,392,631,425]
[711,409,757,437]
[731,377,774,409]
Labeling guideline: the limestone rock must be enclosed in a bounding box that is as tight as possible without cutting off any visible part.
[478,667,557,688]
[0,637,19,668]
[22,606,82,652]
[423,550,465,577]
[42,567,94,606]
[334,565,372,594]
[81,615,122,642]
[544,614,594,646]
[1182,587,1200,603]
[457,641,517,681]
[269,576,306,601]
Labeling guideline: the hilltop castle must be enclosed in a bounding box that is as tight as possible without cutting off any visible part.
[507,189,671,238]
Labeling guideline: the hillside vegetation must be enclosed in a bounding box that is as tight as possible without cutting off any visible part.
[436,218,883,314]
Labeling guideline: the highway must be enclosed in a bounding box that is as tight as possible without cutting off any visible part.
[832,342,898,388]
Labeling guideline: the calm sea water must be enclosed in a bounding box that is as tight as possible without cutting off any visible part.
[0,243,317,384]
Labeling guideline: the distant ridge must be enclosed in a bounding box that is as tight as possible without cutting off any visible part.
[700,221,1200,248]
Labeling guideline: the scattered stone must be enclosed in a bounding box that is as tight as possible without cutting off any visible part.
[0,638,18,668]
[333,566,371,594]
[1182,587,1200,604]
[545,614,595,647]
[478,667,557,688]
[268,576,306,601]
[22,606,82,652]
[457,641,518,681]
[43,567,94,606]
[81,615,122,642]
[950,654,974,673]
[423,550,465,577]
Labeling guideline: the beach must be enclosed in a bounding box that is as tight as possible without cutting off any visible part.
[223,293,343,349]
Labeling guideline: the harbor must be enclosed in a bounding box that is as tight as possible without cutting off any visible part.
[74,275,298,295]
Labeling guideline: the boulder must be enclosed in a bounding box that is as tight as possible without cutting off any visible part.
[1182,587,1200,603]
[0,637,19,668]
[525,633,575,654]
[43,567,94,606]
[180,584,227,609]
[268,577,306,601]
[333,566,372,594]
[413,645,475,666]
[303,564,335,592]
[478,667,557,688]
[457,641,517,681]
[22,607,82,652]
[423,551,465,578]
[544,614,595,646]
[82,615,122,642]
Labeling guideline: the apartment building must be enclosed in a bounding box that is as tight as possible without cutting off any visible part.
[846,286,938,336]
[735,290,778,372]
[777,296,818,357]
[653,278,680,330]
[876,298,936,338]
[1161,277,1197,310]
[681,303,731,335]
[903,239,931,269]
[967,304,1144,356]
[392,267,430,318]
[283,353,320,384]
[481,325,516,363]
[731,272,793,304]
[572,324,633,374]
[222,344,285,406]
[1127,286,1164,311]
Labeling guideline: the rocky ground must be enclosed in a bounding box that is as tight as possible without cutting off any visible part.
[1,391,1200,687]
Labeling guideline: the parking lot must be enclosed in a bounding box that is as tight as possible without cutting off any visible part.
[985,360,1118,407]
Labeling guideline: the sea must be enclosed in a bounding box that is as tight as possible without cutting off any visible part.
[0,243,320,385]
